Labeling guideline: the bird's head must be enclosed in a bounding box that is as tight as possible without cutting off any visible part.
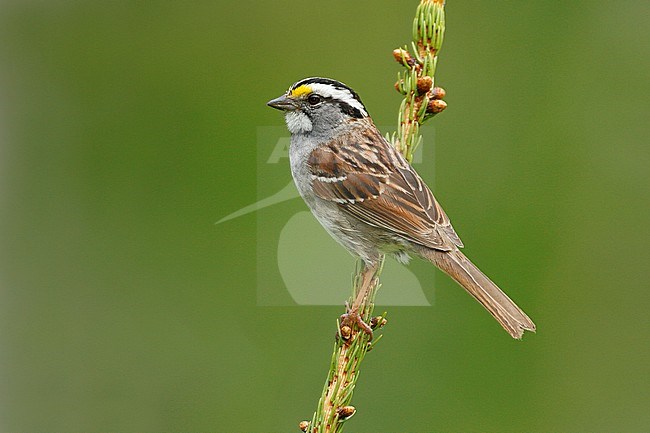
[267,77,369,135]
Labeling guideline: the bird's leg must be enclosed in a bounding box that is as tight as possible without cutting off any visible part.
[351,265,376,312]
[340,263,377,338]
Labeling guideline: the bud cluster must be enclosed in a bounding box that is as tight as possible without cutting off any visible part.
[392,0,447,161]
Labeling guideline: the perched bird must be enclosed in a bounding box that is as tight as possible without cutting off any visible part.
[267,77,535,339]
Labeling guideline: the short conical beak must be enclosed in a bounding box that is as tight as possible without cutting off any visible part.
[267,94,298,111]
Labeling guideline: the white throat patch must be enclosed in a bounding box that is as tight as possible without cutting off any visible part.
[285,111,313,134]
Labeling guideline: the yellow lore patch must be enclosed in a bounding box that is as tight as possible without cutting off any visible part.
[290,85,312,97]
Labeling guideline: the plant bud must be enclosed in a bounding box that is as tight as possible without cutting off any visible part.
[416,76,433,94]
[337,405,356,421]
[431,86,446,99]
[298,420,309,432]
[370,316,387,329]
[392,48,416,67]
[427,99,447,114]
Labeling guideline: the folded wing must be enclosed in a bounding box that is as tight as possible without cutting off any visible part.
[308,125,463,251]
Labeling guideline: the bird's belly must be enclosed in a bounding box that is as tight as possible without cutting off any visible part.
[304,194,382,264]
[290,150,386,264]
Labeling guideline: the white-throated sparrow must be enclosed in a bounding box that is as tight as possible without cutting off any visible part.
[267,77,535,339]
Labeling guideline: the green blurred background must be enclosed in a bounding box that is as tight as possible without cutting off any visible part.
[1,1,648,432]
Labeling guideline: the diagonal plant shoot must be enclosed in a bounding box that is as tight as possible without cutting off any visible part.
[393,0,448,162]
[302,1,447,432]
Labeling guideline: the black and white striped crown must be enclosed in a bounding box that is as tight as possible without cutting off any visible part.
[289,77,368,118]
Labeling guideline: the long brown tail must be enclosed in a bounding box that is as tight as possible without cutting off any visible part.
[422,248,536,339]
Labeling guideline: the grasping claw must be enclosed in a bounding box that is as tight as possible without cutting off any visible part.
[340,302,374,340]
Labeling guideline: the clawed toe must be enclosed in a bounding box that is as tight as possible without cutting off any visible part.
[340,308,373,340]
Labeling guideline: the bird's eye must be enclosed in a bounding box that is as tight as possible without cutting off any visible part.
[307,94,322,105]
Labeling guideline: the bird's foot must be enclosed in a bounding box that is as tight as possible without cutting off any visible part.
[340,302,373,340]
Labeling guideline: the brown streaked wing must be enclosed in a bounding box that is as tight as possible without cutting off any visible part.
[396,164,464,248]
[307,125,463,250]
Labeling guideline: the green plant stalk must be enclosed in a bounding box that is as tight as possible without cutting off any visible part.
[305,1,446,432]
[308,261,384,433]
[395,0,447,162]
